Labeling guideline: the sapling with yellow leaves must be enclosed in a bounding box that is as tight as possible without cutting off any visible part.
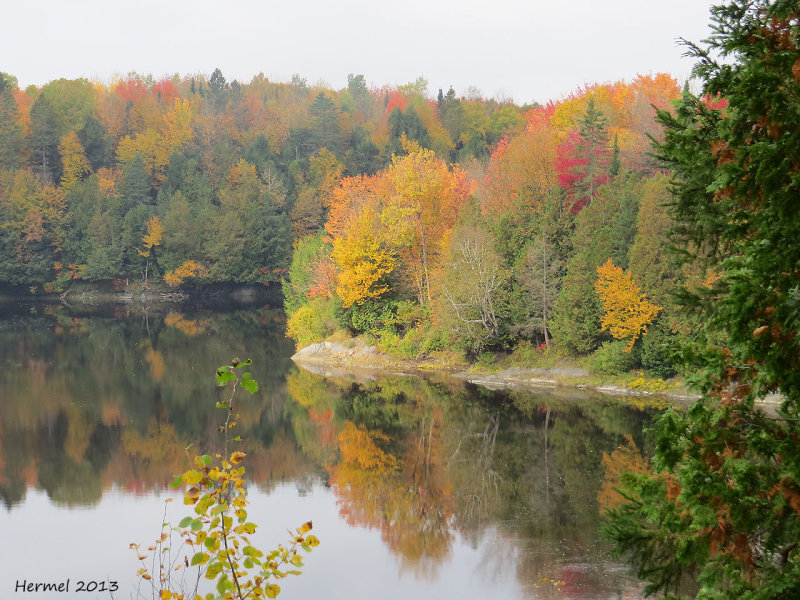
[132,359,318,600]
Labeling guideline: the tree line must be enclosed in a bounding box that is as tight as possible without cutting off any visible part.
[0,66,691,374]
[0,70,528,290]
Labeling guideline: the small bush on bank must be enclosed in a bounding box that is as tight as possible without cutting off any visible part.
[374,319,449,359]
[286,297,341,348]
[588,340,639,375]
[639,325,679,379]
[508,339,560,368]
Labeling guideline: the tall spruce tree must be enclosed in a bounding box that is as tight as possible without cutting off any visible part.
[571,97,610,207]
[0,73,22,170]
[604,2,800,598]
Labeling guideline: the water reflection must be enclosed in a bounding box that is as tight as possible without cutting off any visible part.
[0,303,657,598]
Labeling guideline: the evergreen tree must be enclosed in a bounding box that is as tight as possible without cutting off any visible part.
[384,106,431,159]
[29,94,61,184]
[208,67,229,111]
[570,97,610,207]
[308,92,343,156]
[0,73,22,170]
[605,2,800,598]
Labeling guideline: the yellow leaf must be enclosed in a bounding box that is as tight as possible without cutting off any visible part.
[182,469,203,485]
[184,487,201,505]
[230,451,246,465]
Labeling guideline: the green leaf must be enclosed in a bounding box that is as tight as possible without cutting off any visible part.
[205,561,223,579]
[191,552,209,566]
[241,374,259,395]
[202,454,212,465]
[243,546,263,557]
[169,474,182,488]
[216,574,235,594]
[215,368,236,386]
[178,516,193,529]
[215,401,228,409]
[244,557,254,569]
[191,518,203,531]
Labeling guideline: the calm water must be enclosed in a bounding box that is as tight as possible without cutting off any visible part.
[0,301,657,599]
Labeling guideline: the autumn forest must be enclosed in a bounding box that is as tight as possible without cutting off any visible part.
[0,68,697,373]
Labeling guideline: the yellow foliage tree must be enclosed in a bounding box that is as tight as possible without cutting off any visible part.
[58,130,91,191]
[595,258,661,351]
[331,206,395,308]
[116,98,193,186]
[326,173,396,308]
[163,260,209,287]
[382,140,469,305]
[137,216,163,283]
[139,215,163,255]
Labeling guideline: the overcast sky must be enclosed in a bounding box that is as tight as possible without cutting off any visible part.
[3,0,718,104]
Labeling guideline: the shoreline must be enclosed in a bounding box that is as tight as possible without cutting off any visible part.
[291,339,701,404]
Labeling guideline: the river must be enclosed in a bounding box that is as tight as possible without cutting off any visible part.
[0,301,658,599]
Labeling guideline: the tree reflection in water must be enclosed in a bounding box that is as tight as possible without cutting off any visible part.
[0,303,659,597]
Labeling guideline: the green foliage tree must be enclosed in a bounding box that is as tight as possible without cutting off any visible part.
[384,106,430,159]
[604,2,800,598]
[308,93,343,156]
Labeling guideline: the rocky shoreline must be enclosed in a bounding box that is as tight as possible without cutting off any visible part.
[291,339,701,403]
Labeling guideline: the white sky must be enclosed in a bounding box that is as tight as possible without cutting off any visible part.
[3,0,717,104]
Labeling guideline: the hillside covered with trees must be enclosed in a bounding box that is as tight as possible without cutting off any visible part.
[0,65,700,373]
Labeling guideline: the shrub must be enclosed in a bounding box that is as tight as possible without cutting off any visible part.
[588,340,639,375]
[286,297,340,348]
[639,324,679,379]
